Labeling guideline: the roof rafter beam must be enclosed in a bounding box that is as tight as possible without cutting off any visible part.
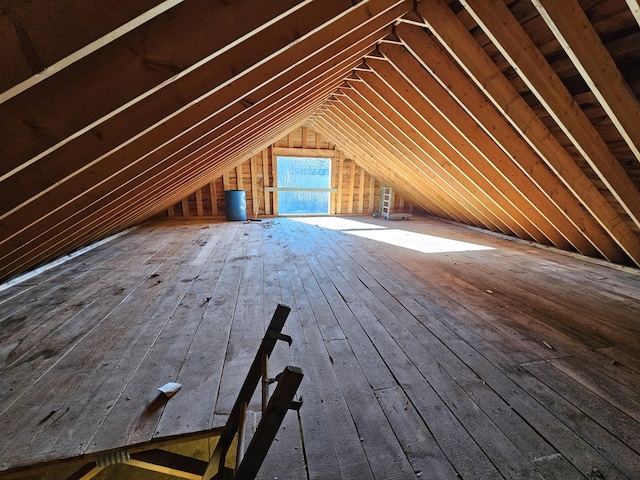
[393,22,625,262]
[626,0,640,27]
[415,0,640,267]
[342,72,514,234]
[361,57,552,243]
[322,93,504,229]
[0,0,184,105]
[532,0,640,163]
[0,1,410,277]
[0,52,359,280]
[372,46,581,251]
[314,109,470,222]
[459,0,640,231]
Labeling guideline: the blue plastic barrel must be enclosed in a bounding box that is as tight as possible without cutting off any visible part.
[224,190,247,221]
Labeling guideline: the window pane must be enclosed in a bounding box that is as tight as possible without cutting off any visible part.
[276,157,331,215]
[279,191,330,215]
[277,157,331,188]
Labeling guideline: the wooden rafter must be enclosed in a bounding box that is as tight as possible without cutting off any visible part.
[532,0,640,163]
[370,48,584,251]
[626,0,640,27]
[322,93,497,228]
[460,0,640,231]
[393,22,627,263]
[0,0,411,281]
[416,0,640,267]
[359,59,547,241]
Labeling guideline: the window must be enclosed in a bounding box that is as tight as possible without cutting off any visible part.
[276,157,332,215]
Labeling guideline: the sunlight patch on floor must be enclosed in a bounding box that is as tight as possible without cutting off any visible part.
[291,217,386,230]
[347,229,495,254]
[291,217,494,254]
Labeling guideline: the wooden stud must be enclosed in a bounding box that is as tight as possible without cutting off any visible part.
[195,188,204,216]
[262,149,271,216]
[209,181,218,215]
[251,155,259,218]
[369,174,376,213]
[336,152,344,215]
[347,159,356,214]
[356,164,364,214]
[273,147,279,217]
[236,165,244,191]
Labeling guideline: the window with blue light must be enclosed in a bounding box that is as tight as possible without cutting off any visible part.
[277,157,331,215]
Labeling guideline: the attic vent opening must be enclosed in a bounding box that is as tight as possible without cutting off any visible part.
[276,157,332,215]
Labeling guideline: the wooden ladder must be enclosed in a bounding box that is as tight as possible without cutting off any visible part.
[203,304,303,480]
[380,185,392,220]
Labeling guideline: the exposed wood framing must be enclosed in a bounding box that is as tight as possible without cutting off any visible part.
[164,127,414,219]
[532,0,640,163]
[460,0,640,230]
[390,23,624,261]
[415,0,640,266]
[1,0,640,282]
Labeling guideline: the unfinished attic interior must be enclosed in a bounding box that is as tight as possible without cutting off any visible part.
[1,0,640,478]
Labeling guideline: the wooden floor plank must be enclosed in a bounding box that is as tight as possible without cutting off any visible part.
[523,360,640,456]
[213,223,265,418]
[325,337,414,479]
[345,300,504,480]
[301,217,635,478]
[1,215,639,480]
[2,225,204,469]
[278,219,374,480]
[84,224,228,453]
[155,223,241,436]
[271,224,343,480]
[374,386,460,479]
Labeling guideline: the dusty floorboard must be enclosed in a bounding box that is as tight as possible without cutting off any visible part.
[0,216,639,479]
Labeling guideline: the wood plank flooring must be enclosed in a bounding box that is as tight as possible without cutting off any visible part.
[0,215,639,479]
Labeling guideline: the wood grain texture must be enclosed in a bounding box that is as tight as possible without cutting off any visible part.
[0,215,638,479]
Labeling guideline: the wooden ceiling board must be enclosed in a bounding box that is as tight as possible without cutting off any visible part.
[0,0,163,93]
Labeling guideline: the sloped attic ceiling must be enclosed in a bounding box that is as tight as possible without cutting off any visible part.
[1,0,639,283]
